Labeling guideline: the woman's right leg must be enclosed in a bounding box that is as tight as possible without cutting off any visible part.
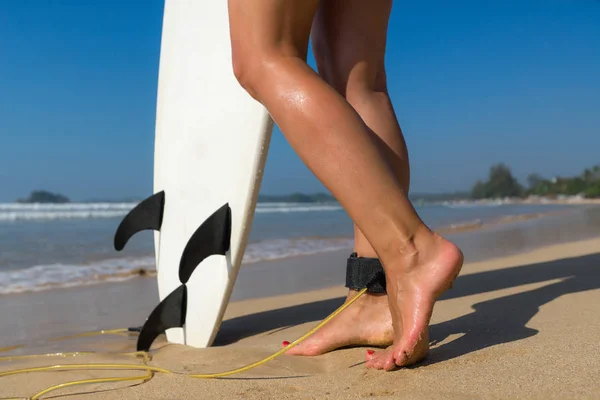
[287,0,407,357]
[228,0,463,370]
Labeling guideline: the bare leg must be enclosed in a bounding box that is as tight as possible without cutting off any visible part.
[288,0,406,356]
[228,0,463,370]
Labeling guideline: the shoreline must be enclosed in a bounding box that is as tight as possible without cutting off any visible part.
[3,234,600,339]
[2,229,600,342]
[440,196,600,206]
[3,204,598,297]
[1,236,600,399]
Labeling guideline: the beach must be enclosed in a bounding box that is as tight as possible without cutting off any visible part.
[4,1,600,397]
[1,205,600,399]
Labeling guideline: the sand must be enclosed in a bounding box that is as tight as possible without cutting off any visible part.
[2,238,600,399]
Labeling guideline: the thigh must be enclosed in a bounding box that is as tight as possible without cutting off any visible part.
[228,0,320,65]
[311,0,393,95]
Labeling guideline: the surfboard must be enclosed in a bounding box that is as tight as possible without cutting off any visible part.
[115,0,273,350]
[155,0,273,348]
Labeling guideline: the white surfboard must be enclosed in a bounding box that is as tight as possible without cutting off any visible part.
[151,0,273,348]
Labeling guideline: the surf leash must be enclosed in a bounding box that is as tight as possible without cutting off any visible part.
[0,287,368,400]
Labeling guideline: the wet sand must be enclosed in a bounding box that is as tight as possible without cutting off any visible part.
[1,210,600,399]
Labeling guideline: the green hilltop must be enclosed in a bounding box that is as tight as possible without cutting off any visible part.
[16,190,70,204]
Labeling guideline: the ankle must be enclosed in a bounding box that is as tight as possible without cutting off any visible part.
[413,225,439,254]
[380,225,436,266]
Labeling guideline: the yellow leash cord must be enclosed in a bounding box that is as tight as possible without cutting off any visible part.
[0,288,367,399]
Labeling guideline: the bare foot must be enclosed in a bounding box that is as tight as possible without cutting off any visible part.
[365,232,463,371]
[286,290,394,356]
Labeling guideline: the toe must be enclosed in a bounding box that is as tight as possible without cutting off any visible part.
[365,349,383,368]
[365,349,376,361]
[392,333,429,366]
[286,342,320,356]
[285,338,321,356]
[383,356,397,371]
[392,346,409,366]
[369,348,394,370]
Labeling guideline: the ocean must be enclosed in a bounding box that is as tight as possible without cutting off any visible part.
[0,201,597,295]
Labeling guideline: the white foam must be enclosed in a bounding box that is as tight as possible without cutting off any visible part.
[0,203,136,221]
[242,236,353,264]
[0,256,156,295]
[255,203,342,213]
[448,219,483,229]
[0,203,136,210]
[0,202,342,221]
[442,200,504,208]
[0,235,354,294]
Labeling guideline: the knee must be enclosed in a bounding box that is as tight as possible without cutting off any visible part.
[232,50,264,100]
[344,68,389,106]
[232,45,306,101]
[312,37,388,102]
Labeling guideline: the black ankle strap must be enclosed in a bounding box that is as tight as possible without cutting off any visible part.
[345,252,386,293]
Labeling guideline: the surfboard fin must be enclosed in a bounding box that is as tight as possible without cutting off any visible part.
[136,284,187,352]
[114,191,165,251]
[178,203,232,284]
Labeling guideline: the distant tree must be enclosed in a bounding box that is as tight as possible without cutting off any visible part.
[527,173,545,190]
[565,178,586,195]
[470,180,487,199]
[530,179,555,196]
[470,163,524,199]
[584,183,600,198]
[581,166,600,198]
[591,166,600,181]
[488,163,524,198]
[471,163,600,200]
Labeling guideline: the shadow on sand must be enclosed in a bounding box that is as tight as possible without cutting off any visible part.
[214,253,600,364]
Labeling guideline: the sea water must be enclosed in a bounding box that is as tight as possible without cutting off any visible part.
[0,201,596,295]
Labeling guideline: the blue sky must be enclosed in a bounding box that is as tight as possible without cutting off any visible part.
[1,1,599,201]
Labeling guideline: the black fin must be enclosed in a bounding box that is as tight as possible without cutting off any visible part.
[178,204,232,284]
[136,285,187,352]
[114,191,165,251]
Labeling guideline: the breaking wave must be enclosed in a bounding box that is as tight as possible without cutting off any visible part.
[0,236,353,295]
[0,256,156,295]
[0,202,342,221]
[0,203,135,221]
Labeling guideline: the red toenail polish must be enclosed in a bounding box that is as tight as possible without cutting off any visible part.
[367,350,375,355]
[282,341,290,346]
